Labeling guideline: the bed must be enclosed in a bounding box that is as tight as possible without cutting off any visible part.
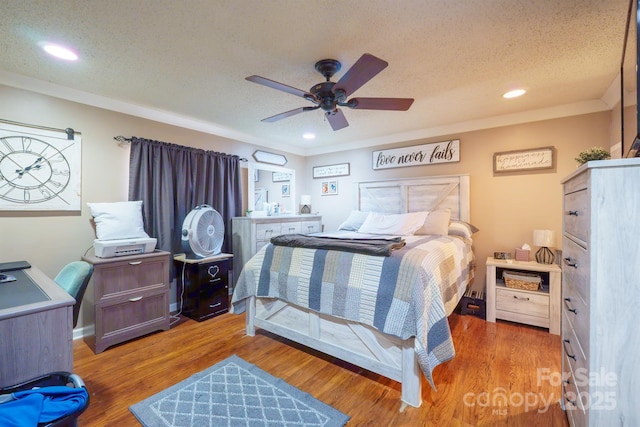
[231,174,475,410]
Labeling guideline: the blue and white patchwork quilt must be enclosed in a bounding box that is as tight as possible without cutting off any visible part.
[232,233,474,387]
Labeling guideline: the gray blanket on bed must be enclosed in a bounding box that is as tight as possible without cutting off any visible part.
[270,233,406,256]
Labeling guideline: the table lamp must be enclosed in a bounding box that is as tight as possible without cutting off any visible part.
[533,229,555,264]
[300,195,311,214]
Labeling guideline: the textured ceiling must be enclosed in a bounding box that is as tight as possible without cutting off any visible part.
[0,0,630,155]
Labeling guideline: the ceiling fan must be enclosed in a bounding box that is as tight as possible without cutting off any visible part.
[246,53,414,131]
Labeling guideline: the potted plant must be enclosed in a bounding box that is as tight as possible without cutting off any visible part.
[575,147,611,165]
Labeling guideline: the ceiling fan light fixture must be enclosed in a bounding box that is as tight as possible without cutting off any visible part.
[40,42,78,61]
[502,88,526,99]
[246,53,412,131]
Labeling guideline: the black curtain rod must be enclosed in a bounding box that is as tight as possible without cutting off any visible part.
[114,135,248,161]
[1,118,78,140]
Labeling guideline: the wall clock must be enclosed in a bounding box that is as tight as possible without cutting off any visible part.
[0,123,81,211]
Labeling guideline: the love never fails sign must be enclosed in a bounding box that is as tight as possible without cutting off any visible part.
[372,139,460,170]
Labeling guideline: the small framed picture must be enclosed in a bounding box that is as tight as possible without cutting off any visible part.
[321,180,338,195]
[281,184,290,197]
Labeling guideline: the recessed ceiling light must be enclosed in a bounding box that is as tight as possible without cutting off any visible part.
[41,43,78,61]
[303,133,316,140]
[502,89,526,99]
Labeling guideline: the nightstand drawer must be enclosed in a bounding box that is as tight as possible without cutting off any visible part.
[496,287,549,318]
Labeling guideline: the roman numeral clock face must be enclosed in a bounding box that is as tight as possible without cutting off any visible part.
[0,135,81,210]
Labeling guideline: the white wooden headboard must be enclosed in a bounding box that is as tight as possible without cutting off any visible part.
[353,174,470,222]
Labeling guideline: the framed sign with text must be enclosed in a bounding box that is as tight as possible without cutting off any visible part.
[372,140,460,170]
[493,146,555,173]
[313,163,350,179]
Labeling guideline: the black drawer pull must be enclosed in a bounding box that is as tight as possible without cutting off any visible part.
[565,396,577,407]
[567,210,579,216]
[564,297,578,314]
[513,295,530,301]
[563,339,577,361]
[209,302,222,308]
[288,227,296,231]
[563,257,578,268]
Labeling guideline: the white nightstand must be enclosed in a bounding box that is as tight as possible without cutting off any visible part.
[486,257,561,335]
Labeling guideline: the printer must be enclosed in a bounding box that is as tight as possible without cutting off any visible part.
[93,237,157,258]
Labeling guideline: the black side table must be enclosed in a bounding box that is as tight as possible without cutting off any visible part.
[174,253,233,322]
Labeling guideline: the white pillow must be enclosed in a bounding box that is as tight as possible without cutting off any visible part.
[87,201,150,240]
[358,211,428,236]
[415,208,451,235]
[338,210,370,231]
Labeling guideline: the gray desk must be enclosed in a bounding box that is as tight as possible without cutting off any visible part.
[0,266,75,387]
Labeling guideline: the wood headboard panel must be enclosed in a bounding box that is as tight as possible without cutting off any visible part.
[353,174,470,222]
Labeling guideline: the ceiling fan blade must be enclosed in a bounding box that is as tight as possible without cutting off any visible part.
[333,54,388,97]
[326,109,349,131]
[246,75,313,99]
[261,106,318,123]
[347,97,414,111]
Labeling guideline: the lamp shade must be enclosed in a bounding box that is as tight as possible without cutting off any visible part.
[300,195,311,205]
[533,229,555,247]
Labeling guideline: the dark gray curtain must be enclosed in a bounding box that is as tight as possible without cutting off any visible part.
[128,137,242,259]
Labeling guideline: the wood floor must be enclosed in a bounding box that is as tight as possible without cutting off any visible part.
[72,312,570,426]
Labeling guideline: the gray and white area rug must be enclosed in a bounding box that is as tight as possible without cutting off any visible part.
[129,355,349,426]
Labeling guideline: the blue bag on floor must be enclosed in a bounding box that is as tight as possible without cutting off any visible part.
[0,386,88,427]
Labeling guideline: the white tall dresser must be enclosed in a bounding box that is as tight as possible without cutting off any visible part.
[560,158,640,426]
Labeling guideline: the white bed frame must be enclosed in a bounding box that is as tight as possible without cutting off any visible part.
[244,174,470,410]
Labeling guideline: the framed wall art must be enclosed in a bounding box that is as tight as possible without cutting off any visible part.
[0,122,81,211]
[493,146,555,173]
[281,184,290,197]
[321,180,338,195]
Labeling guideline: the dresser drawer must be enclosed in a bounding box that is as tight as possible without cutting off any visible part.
[564,188,589,245]
[562,236,590,306]
[562,307,589,367]
[562,316,588,387]
[94,255,168,300]
[280,222,301,234]
[496,287,549,318]
[301,220,322,234]
[96,290,168,340]
[562,293,589,360]
[563,353,587,427]
[255,223,281,240]
[563,169,589,194]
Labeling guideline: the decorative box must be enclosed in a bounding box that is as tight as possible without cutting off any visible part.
[514,248,530,261]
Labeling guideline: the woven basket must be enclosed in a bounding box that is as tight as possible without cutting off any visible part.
[502,271,541,291]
